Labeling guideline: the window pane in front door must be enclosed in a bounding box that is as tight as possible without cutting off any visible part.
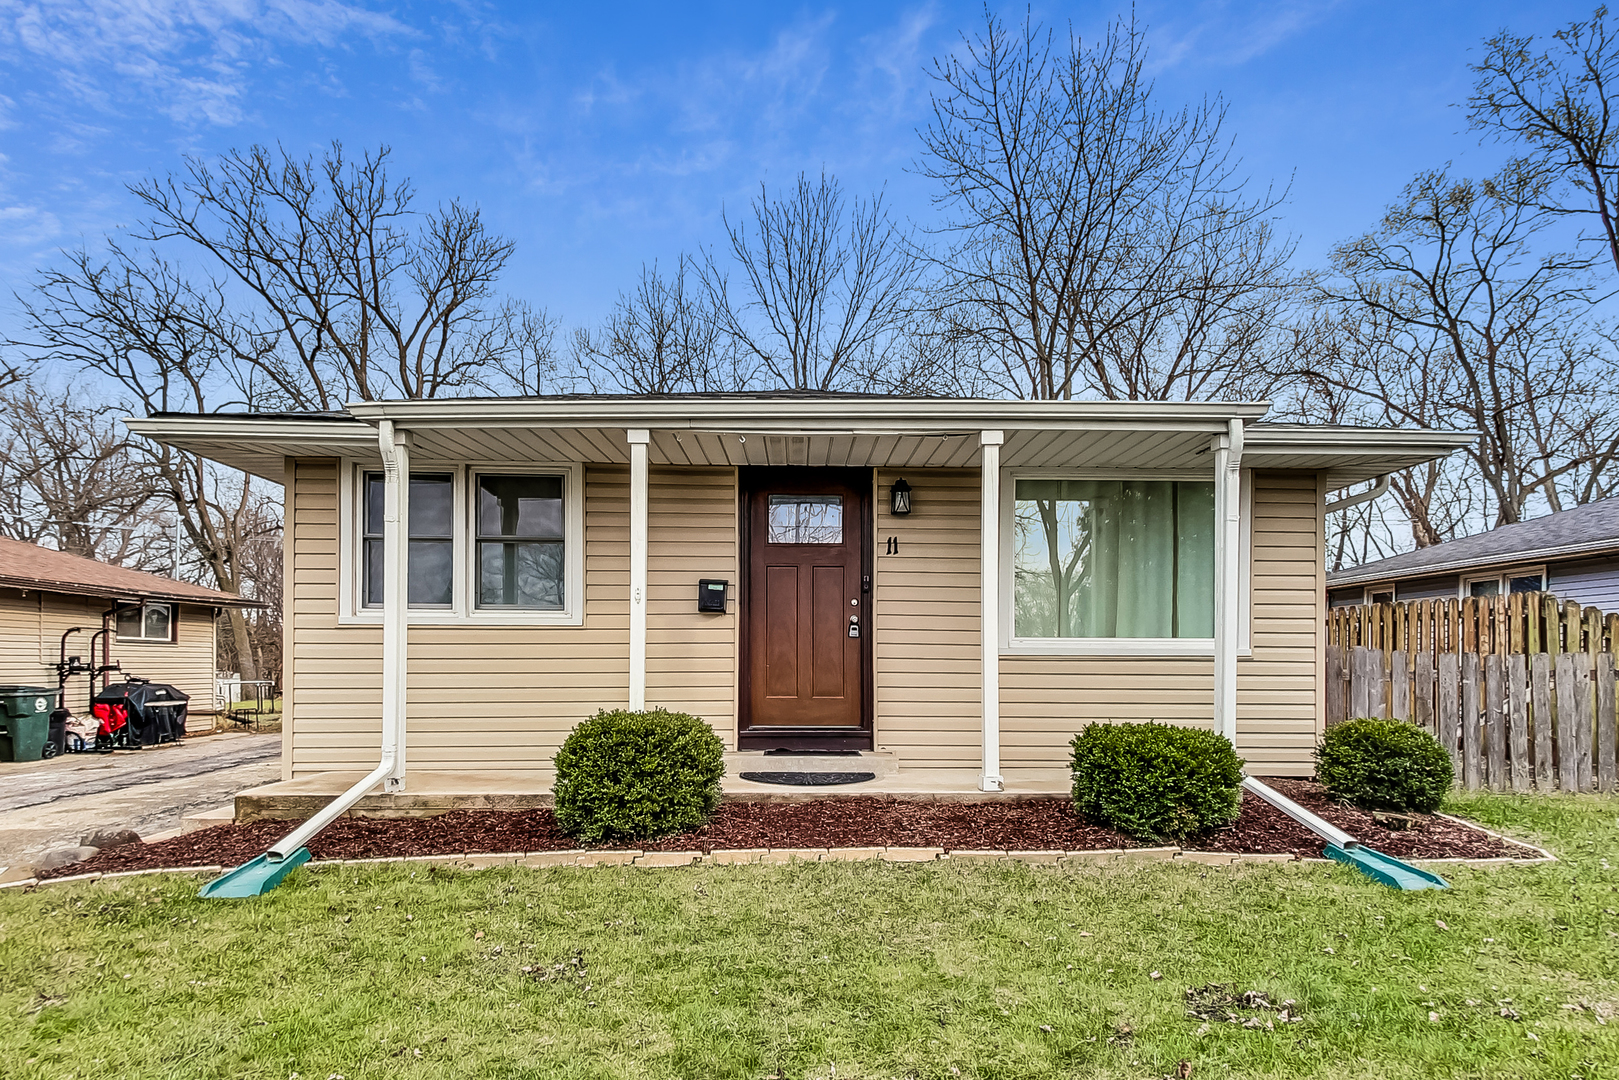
[767,495,843,544]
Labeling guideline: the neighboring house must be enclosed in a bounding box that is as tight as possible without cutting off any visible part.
[1328,498,1619,610]
[129,394,1467,789]
[0,536,262,719]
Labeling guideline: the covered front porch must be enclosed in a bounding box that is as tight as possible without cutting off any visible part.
[127,393,1471,819]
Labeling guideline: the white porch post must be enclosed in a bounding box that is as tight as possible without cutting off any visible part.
[1212,418,1244,743]
[379,420,410,793]
[979,430,1005,792]
[628,428,650,711]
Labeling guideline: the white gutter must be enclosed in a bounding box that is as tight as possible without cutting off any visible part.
[1241,776,1356,848]
[1324,473,1391,515]
[267,420,410,859]
[342,397,1273,431]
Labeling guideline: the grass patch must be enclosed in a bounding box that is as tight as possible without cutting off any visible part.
[1,792,1615,1079]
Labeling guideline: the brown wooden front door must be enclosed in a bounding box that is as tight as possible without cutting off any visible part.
[740,468,872,747]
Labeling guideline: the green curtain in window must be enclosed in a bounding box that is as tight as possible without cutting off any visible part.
[1013,479,1215,639]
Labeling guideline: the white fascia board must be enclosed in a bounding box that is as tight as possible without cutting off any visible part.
[124,416,377,444]
[341,397,1275,433]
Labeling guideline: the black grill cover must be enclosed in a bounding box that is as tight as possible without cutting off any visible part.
[92,681,189,746]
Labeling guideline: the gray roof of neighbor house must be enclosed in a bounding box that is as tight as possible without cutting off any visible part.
[0,536,265,607]
[1328,498,1619,588]
[123,394,1475,490]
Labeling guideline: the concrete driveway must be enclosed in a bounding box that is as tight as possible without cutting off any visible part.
[0,731,280,877]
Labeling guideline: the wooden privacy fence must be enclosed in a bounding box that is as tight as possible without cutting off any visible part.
[1327,592,1619,658]
[1326,644,1618,793]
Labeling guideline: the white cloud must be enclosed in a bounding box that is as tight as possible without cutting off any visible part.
[0,0,413,126]
[0,201,62,245]
[1143,0,1342,71]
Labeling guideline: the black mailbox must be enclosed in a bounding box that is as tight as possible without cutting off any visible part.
[697,579,729,613]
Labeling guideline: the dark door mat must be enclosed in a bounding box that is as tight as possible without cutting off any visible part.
[763,749,862,756]
[738,771,877,786]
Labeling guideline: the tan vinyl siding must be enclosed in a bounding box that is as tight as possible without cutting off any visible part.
[646,467,739,744]
[0,587,218,716]
[1237,470,1324,775]
[284,460,736,779]
[873,469,982,769]
[285,456,1325,781]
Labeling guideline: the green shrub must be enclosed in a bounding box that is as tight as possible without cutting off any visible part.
[552,708,726,843]
[1068,722,1244,842]
[1315,717,1453,813]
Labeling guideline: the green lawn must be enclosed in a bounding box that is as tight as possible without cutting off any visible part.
[1,791,1615,1080]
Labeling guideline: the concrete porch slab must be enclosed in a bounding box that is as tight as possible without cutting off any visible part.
[233,766,1074,822]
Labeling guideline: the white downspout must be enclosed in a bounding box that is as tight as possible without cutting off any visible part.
[628,429,649,711]
[1324,473,1392,515]
[979,430,1004,792]
[267,420,409,860]
[1212,418,1244,743]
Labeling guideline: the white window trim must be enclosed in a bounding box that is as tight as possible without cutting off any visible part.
[115,601,177,645]
[1364,586,1397,606]
[1459,564,1547,601]
[997,467,1252,658]
[338,459,585,627]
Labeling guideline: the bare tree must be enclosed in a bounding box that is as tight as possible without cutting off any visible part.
[11,143,560,680]
[917,8,1295,401]
[700,172,922,391]
[572,259,744,393]
[123,141,552,408]
[1470,6,1619,279]
[15,246,282,680]
[0,381,168,565]
[1277,169,1612,548]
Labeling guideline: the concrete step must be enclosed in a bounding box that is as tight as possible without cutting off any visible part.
[725,750,899,777]
[180,804,236,833]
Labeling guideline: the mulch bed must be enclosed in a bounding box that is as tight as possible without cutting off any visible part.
[36,779,1537,880]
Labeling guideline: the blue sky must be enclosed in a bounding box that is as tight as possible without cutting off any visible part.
[0,0,1595,332]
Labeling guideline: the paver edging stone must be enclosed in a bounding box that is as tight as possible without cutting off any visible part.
[7,834,1557,890]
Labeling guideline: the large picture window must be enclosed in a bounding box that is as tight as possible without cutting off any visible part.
[1011,479,1215,640]
[476,474,565,609]
[362,472,454,607]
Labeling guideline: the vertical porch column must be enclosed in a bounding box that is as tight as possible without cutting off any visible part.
[628,428,650,711]
[1212,418,1244,743]
[378,420,411,793]
[979,430,1005,792]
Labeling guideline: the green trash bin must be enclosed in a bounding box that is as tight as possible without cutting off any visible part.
[0,686,59,762]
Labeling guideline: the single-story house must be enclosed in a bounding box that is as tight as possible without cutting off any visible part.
[128,394,1467,794]
[1328,498,1619,611]
[0,536,263,721]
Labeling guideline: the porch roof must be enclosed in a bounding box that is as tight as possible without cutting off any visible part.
[125,393,1471,489]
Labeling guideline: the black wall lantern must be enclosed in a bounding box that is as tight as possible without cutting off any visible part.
[890,477,913,516]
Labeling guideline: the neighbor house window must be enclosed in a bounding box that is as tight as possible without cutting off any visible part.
[1011,479,1215,639]
[115,602,175,643]
[362,472,454,607]
[476,473,565,609]
[1461,567,1545,600]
